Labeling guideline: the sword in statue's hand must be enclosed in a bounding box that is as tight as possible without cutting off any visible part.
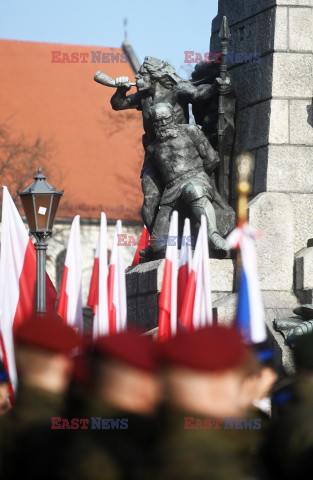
[217,16,231,199]
[94,71,136,88]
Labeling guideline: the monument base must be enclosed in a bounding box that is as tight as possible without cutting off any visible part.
[214,291,299,375]
[126,257,299,375]
[126,257,235,332]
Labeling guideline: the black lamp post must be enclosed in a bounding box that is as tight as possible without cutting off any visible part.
[18,168,63,314]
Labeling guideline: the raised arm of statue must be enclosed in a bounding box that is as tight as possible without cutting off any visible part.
[176,81,217,103]
[110,77,141,111]
[111,88,141,110]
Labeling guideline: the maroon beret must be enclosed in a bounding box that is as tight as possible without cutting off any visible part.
[93,331,158,372]
[160,326,246,372]
[15,314,81,353]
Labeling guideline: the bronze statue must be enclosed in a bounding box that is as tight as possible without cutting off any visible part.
[275,305,313,347]
[94,47,237,258]
[139,103,228,257]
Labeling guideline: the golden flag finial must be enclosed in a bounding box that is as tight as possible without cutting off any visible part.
[236,151,254,226]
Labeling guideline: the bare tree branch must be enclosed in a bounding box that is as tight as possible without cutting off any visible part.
[0,121,56,214]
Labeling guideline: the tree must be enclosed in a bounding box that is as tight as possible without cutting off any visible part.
[0,120,55,213]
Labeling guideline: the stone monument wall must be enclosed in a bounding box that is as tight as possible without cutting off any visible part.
[211,0,313,294]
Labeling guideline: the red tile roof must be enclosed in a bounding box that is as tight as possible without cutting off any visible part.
[0,39,143,221]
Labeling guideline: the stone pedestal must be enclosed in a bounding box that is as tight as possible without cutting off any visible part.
[126,258,235,332]
[295,246,313,303]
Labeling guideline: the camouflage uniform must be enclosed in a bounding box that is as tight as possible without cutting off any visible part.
[63,392,162,480]
[0,385,68,480]
[154,409,267,480]
[261,378,313,479]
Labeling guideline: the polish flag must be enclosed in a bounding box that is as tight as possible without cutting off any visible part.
[57,215,83,333]
[180,216,213,331]
[157,211,178,342]
[132,226,150,266]
[87,212,109,339]
[107,220,127,334]
[227,224,266,343]
[177,218,192,320]
[0,186,57,392]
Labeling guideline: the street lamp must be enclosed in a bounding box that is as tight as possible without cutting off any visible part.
[18,168,63,314]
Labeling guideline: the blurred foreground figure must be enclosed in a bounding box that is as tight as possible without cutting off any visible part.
[154,326,262,480]
[261,332,313,479]
[0,361,11,415]
[64,331,161,480]
[0,314,80,480]
[252,342,278,416]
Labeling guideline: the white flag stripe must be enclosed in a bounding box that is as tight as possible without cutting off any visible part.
[0,187,31,391]
[110,223,119,331]
[93,212,109,339]
[241,228,266,343]
[169,211,178,336]
[201,216,213,325]
[192,225,203,330]
[92,232,101,340]
[111,220,127,333]
[116,221,127,332]
[179,217,192,273]
[64,215,83,332]
[189,216,213,330]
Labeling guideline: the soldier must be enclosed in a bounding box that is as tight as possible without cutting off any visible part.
[141,102,228,257]
[252,341,278,416]
[0,313,81,480]
[260,332,313,479]
[110,56,231,237]
[154,325,262,480]
[64,331,162,480]
[0,361,11,415]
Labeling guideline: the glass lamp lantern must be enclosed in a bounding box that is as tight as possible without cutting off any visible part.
[18,168,63,239]
[18,168,63,314]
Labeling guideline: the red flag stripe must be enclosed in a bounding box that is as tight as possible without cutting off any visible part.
[158,258,172,342]
[177,262,189,319]
[132,227,150,266]
[13,239,57,335]
[56,265,69,323]
[179,269,197,332]
[87,257,99,315]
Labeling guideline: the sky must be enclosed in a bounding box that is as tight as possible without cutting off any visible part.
[0,0,219,77]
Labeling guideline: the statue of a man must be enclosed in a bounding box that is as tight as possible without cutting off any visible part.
[139,103,229,258]
[110,56,226,235]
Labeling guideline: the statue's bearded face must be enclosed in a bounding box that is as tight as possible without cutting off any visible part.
[135,67,152,92]
[153,107,176,140]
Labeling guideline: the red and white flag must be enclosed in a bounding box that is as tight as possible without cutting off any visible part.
[87,212,109,339]
[157,211,178,342]
[57,215,83,333]
[0,186,57,392]
[132,226,150,266]
[177,218,192,320]
[107,220,127,334]
[180,215,213,331]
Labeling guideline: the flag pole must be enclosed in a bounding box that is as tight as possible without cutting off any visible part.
[235,151,254,285]
[236,151,254,227]
[230,152,267,344]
